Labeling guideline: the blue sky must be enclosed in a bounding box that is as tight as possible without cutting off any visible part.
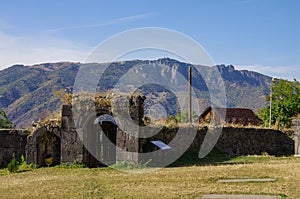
[0,0,299,80]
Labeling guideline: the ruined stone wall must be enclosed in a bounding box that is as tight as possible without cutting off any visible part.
[22,95,294,168]
[217,127,293,156]
[61,105,85,164]
[26,126,61,166]
[26,104,89,167]
[60,94,145,166]
[60,95,294,166]
[0,129,28,168]
[141,126,294,157]
[115,95,145,163]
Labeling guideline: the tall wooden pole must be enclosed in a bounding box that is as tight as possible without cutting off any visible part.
[269,77,275,128]
[188,66,192,124]
[269,88,272,128]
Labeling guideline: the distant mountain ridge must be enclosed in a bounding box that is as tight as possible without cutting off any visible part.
[216,64,270,87]
[0,58,272,127]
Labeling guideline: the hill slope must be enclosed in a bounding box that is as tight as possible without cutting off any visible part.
[0,58,272,127]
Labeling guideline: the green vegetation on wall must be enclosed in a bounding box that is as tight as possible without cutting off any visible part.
[0,110,12,129]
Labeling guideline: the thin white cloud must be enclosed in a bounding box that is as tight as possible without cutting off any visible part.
[235,64,300,80]
[0,13,154,70]
[0,31,90,70]
[48,13,152,33]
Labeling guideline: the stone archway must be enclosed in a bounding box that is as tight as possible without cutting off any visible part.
[82,114,117,168]
[98,120,117,165]
[26,127,61,167]
[36,131,61,166]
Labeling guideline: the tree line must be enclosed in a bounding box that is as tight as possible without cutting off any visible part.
[258,79,300,129]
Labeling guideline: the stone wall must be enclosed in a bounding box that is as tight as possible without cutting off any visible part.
[115,95,145,163]
[54,98,295,167]
[60,105,85,164]
[292,119,300,156]
[1,114,295,168]
[0,129,28,167]
[140,126,294,157]
[217,127,293,156]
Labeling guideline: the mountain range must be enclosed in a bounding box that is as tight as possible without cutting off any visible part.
[0,58,272,128]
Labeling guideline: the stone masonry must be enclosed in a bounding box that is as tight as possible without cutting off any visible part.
[140,126,294,160]
[0,129,28,167]
[292,119,300,156]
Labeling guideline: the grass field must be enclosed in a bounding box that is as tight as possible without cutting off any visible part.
[0,156,300,198]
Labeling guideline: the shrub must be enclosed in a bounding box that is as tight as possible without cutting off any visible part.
[54,160,86,168]
[110,160,150,170]
[7,159,19,173]
[0,110,12,129]
[18,155,39,170]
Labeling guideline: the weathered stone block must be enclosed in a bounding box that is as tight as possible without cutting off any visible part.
[0,129,28,168]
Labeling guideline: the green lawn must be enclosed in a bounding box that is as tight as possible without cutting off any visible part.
[0,156,300,198]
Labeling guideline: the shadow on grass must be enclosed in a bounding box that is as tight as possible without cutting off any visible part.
[169,148,296,167]
[168,148,285,167]
[169,148,233,167]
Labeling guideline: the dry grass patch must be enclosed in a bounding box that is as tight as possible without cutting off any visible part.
[0,157,299,198]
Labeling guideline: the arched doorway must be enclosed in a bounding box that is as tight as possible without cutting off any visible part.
[98,120,117,165]
[36,130,61,167]
[84,114,117,167]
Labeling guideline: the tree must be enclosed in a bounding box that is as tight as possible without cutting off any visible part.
[0,110,12,129]
[167,110,199,123]
[258,79,300,128]
[54,89,72,105]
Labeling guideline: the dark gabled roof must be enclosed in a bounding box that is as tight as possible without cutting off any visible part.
[200,106,262,126]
